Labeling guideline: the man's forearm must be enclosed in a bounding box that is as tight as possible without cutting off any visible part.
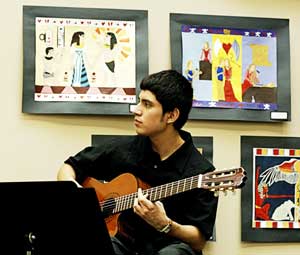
[57,163,76,181]
[168,220,206,252]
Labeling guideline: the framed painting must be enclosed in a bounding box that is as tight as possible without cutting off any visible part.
[91,134,216,240]
[170,13,290,122]
[22,6,148,115]
[241,136,300,242]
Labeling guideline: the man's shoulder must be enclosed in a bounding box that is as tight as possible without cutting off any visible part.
[187,146,215,174]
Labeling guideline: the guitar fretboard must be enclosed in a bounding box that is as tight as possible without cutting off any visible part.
[102,175,201,214]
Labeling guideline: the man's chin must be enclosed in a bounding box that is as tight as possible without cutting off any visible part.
[135,128,147,136]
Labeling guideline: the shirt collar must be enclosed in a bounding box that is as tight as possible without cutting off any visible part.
[164,130,193,174]
[133,130,194,174]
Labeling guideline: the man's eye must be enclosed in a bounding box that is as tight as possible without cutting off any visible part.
[144,102,151,107]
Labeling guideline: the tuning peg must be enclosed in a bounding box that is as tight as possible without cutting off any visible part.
[214,191,219,197]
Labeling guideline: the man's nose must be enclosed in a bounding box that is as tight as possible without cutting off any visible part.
[129,104,142,115]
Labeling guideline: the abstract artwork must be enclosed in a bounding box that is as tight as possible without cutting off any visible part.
[253,148,300,228]
[170,13,290,122]
[35,17,136,103]
[181,26,277,111]
[23,6,148,115]
[241,136,300,242]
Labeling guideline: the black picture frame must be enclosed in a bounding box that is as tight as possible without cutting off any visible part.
[91,134,216,241]
[22,5,148,115]
[170,13,290,122]
[241,136,300,242]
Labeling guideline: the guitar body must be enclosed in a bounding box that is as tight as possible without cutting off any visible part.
[82,173,149,236]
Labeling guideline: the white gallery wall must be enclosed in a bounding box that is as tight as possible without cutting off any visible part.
[1,0,300,254]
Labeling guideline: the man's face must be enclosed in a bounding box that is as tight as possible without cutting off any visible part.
[133,90,169,137]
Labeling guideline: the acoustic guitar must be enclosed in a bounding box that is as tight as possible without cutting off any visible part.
[82,167,246,236]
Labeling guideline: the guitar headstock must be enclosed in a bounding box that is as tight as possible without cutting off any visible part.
[201,167,247,195]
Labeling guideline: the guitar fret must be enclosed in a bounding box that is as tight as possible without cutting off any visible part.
[114,176,200,214]
[126,193,136,209]
[130,194,135,208]
[159,185,162,200]
[120,197,124,211]
[169,182,173,197]
[124,195,129,211]
[149,188,153,201]
[192,176,196,189]
[119,196,124,212]
[164,183,168,198]
[125,195,129,211]
[123,196,127,211]
[114,198,119,213]
[180,180,183,192]
[127,194,131,211]
[155,186,158,199]
[150,188,154,201]
[113,198,118,213]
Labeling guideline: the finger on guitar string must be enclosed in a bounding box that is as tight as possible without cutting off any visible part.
[137,188,155,210]
[133,188,145,214]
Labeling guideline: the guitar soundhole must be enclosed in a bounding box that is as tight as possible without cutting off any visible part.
[102,197,116,217]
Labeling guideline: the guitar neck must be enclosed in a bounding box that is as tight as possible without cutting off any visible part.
[111,175,201,214]
[101,167,246,215]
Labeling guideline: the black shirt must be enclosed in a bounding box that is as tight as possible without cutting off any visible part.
[65,130,218,254]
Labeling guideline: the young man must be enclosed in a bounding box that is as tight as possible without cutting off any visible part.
[57,70,218,255]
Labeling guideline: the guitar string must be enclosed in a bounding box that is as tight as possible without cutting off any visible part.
[100,176,198,213]
[99,169,242,212]
[100,177,237,212]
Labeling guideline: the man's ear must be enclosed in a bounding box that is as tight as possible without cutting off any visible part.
[166,108,180,124]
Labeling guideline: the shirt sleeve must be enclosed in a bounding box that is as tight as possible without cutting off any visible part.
[166,151,218,241]
[188,154,218,240]
[185,188,218,240]
[64,145,114,184]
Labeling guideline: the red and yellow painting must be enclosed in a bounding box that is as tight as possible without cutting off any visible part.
[182,26,277,110]
[253,148,300,229]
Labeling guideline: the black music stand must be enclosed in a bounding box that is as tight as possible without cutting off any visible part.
[0,181,115,255]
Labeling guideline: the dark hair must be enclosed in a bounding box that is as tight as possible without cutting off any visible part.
[107,32,117,50]
[70,31,84,46]
[140,70,193,130]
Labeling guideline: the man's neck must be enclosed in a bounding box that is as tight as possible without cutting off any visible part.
[150,129,184,161]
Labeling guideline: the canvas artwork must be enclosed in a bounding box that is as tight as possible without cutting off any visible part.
[253,148,300,229]
[35,17,136,103]
[181,25,277,110]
